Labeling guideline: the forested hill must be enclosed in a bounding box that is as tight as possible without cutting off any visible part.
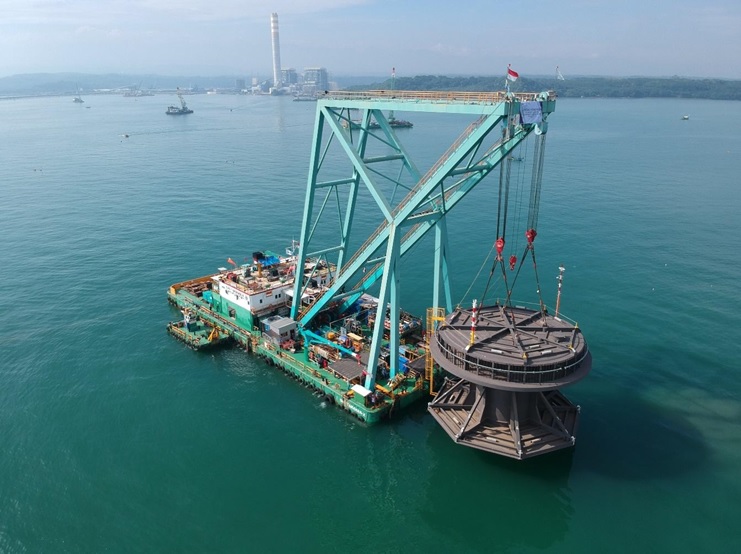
[351,75,741,100]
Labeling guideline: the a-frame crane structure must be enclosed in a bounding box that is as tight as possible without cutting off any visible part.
[289,89,555,392]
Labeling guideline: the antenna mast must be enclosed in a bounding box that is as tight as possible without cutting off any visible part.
[555,265,565,317]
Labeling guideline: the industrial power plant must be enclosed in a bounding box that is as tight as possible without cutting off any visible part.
[257,12,330,97]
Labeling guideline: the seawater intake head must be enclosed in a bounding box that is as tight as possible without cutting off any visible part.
[430,303,591,392]
[428,302,592,459]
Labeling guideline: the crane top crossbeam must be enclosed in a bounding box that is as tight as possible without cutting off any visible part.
[320,89,557,114]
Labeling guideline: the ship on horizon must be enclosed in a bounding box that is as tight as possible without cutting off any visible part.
[73,83,84,103]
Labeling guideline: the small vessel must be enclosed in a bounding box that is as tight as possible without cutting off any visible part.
[682,115,689,120]
[343,117,412,130]
[342,69,414,130]
[387,116,413,128]
[386,68,412,128]
[167,308,232,350]
[73,83,84,103]
[166,91,193,115]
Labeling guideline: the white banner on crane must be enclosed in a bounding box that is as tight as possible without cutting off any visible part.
[520,101,543,124]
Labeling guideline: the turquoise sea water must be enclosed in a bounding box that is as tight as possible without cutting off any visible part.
[1,93,740,553]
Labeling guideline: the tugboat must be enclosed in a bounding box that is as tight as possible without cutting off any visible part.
[386,116,413,128]
[166,91,193,115]
[385,68,413,128]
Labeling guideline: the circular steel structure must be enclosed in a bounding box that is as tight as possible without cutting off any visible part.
[430,303,592,391]
[428,303,592,459]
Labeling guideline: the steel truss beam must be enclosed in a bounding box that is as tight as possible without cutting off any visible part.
[290,91,555,390]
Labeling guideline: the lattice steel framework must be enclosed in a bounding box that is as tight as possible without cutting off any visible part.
[289,90,556,390]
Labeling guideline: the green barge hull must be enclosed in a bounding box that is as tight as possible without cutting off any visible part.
[167,278,430,424]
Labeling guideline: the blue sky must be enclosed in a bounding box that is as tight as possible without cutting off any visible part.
[1,0,739,79]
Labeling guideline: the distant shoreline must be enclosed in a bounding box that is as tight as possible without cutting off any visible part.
[353,75,741,101]
[2,73,740,101]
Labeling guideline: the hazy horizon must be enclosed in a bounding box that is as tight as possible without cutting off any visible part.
[3,71,740,83]
[2,1,740,81]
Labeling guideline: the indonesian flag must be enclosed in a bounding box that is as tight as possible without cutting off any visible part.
[227,257,237,267]
[507,64,519,82]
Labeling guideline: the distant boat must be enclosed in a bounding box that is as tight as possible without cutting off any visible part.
[73,83,84,103]
[384,67,413,128]
[341,67,414,131]
[682,115,689,120]
[342,116,413,130]
[387,116,413,128]
[166,91,193,115]
[368,117,414,129]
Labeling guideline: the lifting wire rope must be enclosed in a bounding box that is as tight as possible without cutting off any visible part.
[527,132,547,315]
[510,136,530,270]
[475,128,549,317]
[476,102,516,309]
[462,132,530,311]
[499,132,548,316]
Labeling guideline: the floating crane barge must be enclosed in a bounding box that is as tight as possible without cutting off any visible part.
[167,88,592,457]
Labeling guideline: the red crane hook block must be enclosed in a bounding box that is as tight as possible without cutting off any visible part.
[495,237,505,256]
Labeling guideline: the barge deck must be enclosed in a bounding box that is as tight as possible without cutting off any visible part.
[167,257,429,423]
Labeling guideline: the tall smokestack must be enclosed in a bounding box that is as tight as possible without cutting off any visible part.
[270,13,282,89]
